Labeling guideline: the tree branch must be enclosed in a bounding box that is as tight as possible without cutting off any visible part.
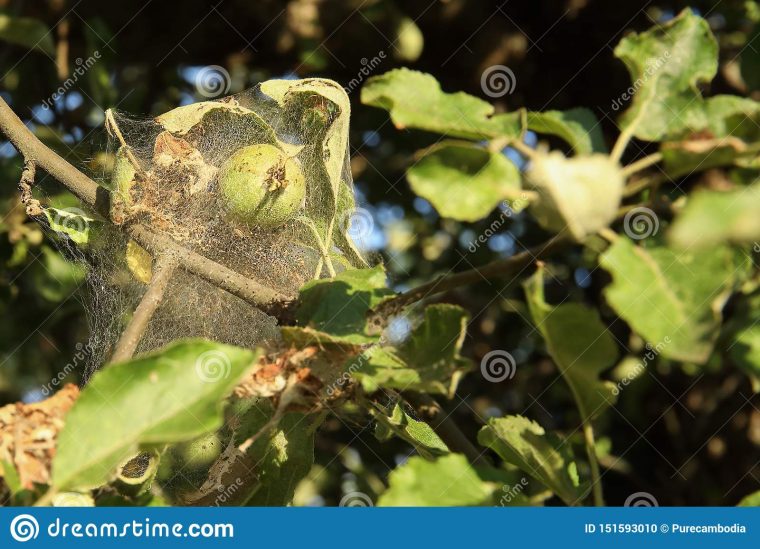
[0,97,294,316]
[374,234,572,317]
[0,98,109,217]
[110,257,177,363]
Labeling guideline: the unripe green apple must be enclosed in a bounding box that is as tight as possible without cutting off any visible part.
[219,144,306,229]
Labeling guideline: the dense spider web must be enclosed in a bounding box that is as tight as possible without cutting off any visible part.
[44,79,365,379]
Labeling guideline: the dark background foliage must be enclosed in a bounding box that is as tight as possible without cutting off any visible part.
[1,0,758,505]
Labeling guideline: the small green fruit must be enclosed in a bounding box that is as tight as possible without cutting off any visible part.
[177,432,222,472]
[219,144,306,229]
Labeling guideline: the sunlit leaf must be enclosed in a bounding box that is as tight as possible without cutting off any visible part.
[524,267,618,421]
[378,454,492,506]
[353,304,472,397]
[614,9,717,141]
[526,152,624,241]
[527,108,606,154]
[407,141,521,222]
[599,238,750,364]
[668,182,760,249]
[53,340,257,491]
[361,68,522,139]
[478,415,586,506]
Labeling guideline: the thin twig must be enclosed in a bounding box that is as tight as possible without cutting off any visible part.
[0,97,108,216]
[127,225,292,315]
[104,109,146,176]
[110,257,177,363]
[622,173,669,198]
[620,152,663,178]
[374,234,571,317]
[18,160,43,217]
[582,421,605,506]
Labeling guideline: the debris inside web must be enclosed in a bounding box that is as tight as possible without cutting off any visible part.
[42,79,367,377]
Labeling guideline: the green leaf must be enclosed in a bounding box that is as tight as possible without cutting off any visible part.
[0,459,22,496]
[738,490,760,506]
[614,9,718,141]
[378,454,492,506]
[52,340,257,491]
[406,141,521,222]
[524,267,618,421]
[361,68,522,140]
[725,294,760,390]
[660,96,760,177]
[0,15,55,56]
[373,402,449,458]
[478,415,585,506]
[741,24,760,92]
[296,266,393,344]
[353,304,473,397]
[526,152,624,241]
[668,182,760,249]
[241,407,319,506]
[599,238,749,364]
[526,108,606,154]
[44,208,96,246]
